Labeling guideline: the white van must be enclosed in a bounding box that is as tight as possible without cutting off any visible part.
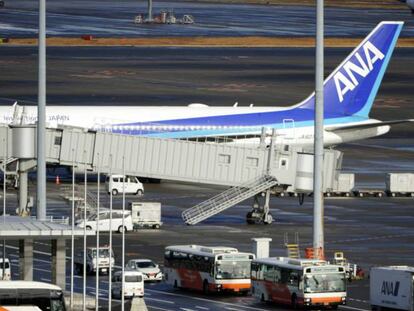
[76,209,133,233]
[0,257,11,280]
[112,270,144,298]
[106,175,144,196]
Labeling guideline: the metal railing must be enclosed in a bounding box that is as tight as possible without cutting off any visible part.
[30,215,69,225]
[182,174,279,225]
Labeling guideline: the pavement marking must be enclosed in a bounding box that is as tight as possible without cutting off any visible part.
[145,297,175,304]
[180,308,196,311]
[340,306,369,311]
[348,298,369,303]
[147,306,174,311]
[224,308,241,311]
[195,307,209,310]
[145,289,269,311]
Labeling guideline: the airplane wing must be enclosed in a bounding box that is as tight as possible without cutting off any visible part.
[325,119,414,132]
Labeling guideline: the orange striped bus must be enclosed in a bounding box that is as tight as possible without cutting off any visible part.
[164,245,254,295]
[251,257,347,309]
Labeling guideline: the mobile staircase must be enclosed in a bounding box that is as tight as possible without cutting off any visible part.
[182,174,279,225]
[284,232,300,259]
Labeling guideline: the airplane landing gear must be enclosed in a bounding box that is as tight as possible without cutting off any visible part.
[246,190,273,225]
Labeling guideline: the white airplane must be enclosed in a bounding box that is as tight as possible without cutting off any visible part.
[0,21,412,147]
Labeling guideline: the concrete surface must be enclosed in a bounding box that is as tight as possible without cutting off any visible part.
[0,0,413,37]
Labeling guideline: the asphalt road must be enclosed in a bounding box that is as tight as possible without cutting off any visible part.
[1,0,414,37]
[0,46,413,137]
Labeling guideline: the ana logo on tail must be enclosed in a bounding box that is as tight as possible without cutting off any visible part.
[334,41,384,103]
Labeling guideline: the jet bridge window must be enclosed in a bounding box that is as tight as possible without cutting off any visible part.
[54,136,62,146]
[218,154,231,164]
[246,157,259,167]
[279,158,288,169]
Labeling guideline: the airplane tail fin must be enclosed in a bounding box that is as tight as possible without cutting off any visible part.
[299,21,403,119]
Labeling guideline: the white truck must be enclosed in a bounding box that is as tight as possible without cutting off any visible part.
[130,202,162,229]
[370,266,414,311]
[386,173,414,197]
[74,246,115,275]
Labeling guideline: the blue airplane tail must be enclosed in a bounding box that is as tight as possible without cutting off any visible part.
[299,21,403,119]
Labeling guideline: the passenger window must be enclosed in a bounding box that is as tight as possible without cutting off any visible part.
[0,289,17,305]
[264,265,275,282]
[289,271,299,287]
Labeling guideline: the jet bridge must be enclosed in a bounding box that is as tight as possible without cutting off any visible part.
[0,124,343,224]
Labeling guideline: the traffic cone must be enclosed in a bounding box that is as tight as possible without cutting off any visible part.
[55,175,60,185]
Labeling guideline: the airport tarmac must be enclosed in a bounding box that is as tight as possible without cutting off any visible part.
[1,0,414,37]
[1,12,413,309]
[1,136,413,311]
[0,46,413,138]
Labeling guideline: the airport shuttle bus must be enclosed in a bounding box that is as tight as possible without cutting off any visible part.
[164,245,255,294]
[0,281,66,311]
[251,257,347,309]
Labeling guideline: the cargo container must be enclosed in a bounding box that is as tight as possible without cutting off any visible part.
[130,202,162,229]
[386,173,414,197]
[370,266,414,311]
[326,173,354,197]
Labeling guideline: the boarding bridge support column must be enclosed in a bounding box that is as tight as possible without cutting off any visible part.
[18,170,28,216]
[246,129,277,225]
[17,159,36,217]
[51,239,66,289]
[19,239,33,281]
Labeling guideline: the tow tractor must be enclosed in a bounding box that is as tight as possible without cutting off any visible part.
[332,252,365,281]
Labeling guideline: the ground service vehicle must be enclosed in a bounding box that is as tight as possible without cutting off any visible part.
[76,209,133,233]
[106,175,144,196]
[370,266,414,311]
[386,173,414,197]
[74,246,114,275]
[0,281,66,311]
[112,270,144,298]
[164,245,254,294]
[0,257,11,280]
[126,259,163,281]
[130,202,162,229]
[251,257,347,309]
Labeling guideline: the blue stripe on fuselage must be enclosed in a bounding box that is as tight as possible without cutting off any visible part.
[112,107,368,138]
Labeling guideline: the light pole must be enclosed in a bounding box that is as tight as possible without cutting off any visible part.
[37,0,46,221]
[313,0,325,260]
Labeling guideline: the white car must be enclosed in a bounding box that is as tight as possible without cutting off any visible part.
[126,259,163,282]
[112,270,144,298]
[106,175,144,196]
[76,209,133,233]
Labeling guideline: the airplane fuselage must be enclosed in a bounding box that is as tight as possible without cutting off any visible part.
[0,105,390,147]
